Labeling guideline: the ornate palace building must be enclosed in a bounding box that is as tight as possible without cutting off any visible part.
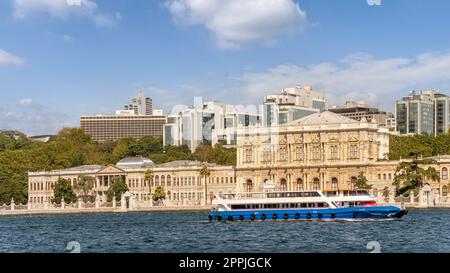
[28,111,450,208]
[28,158,236,207]
[235,111,448,197]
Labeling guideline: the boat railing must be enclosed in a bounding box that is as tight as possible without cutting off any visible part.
[216,191,322,200]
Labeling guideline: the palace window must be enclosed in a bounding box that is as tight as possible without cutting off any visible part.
[279,146,287,161]
[280,179,287,191]
[350,176,357,189]
[244,148,253,163]
[312,178,320,190]
[330,145,339,159]
[331,177,338,190]
[296,178,304,191]
[295,146,304,161]
[263,147,271,162]
[442,167,448,180]
[246,179,254,192]
[312,146,321,160]
[348,144,359,159]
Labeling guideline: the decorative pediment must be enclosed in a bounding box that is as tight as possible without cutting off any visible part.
[289,133,303,144]
[348,137,359,142]
[97,165,126,174]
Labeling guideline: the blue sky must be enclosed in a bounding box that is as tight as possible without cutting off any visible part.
[1,0,450,135]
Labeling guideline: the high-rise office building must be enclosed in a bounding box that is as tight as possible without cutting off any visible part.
[328,101,394,128]
[124,91,153,116]
[262,85,326,127]
[396,90,450,136]
[80,110,166,141]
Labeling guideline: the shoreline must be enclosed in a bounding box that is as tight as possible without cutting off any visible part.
[0,206,211,217]
[1,205,450,217]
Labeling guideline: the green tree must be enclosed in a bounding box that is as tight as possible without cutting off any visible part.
[199,164,211,205]
[106,177,129,202]
[53,178,77,204]
[152,185,166,202]
[382,186,390,198]
[354,172,372,190]
[393,155,440,196]
[75,176,96,202]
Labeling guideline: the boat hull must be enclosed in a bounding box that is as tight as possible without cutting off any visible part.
[208,206,407,222]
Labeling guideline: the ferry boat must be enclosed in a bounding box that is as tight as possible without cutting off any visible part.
[208,189,408,222]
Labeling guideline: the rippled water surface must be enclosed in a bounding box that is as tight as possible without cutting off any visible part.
[1,209,449,253]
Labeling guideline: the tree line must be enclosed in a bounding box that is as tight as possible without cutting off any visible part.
[3,128,450,204]
[0,128,236,204]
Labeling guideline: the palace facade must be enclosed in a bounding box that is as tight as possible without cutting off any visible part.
[235,111,449,197]
[28,111,450,207]
[28,158,236,206]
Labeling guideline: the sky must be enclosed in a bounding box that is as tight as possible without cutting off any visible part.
[1,0,450,135]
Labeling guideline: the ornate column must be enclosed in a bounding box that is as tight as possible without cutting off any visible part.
[10,198,15,211]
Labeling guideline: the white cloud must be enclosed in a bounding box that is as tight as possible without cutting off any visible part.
[235,51,450,110]
[0,49,25,66]
[92,11,122,28]
[12,0,120,28]
[63,34,74,42]
[18,98,33,105]
[0,100,74,135]
[165,0,307,49]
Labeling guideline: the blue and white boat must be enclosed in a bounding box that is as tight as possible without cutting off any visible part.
[208,189,408,222]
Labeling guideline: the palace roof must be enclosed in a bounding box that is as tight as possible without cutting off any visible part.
[156,160,219,168]
[116,157,154,169]
[284,111,358,126]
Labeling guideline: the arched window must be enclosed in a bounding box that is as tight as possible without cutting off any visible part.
[350,176,358,189]
[246,179,253,192]
[442,167,448,180]
[155,175,159,186]
[296,178,304,191]
[167,191,171,200]
[442,185,448,197]
[161,175,165,186]
[167,175,171,187]
[331,177,338,190]
[280,179,287,191]
[313,178,320,190]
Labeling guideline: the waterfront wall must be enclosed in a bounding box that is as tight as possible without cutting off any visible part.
[2,188,450,216]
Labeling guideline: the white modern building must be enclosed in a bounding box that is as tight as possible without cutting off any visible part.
[262,85,326,127]
[163,98,260,152]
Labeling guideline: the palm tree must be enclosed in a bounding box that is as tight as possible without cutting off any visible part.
[393,156,440,196]
[144,169,154,199]
[199,164,211,205]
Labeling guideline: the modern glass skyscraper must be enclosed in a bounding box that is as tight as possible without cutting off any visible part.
[396,90,450,136]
